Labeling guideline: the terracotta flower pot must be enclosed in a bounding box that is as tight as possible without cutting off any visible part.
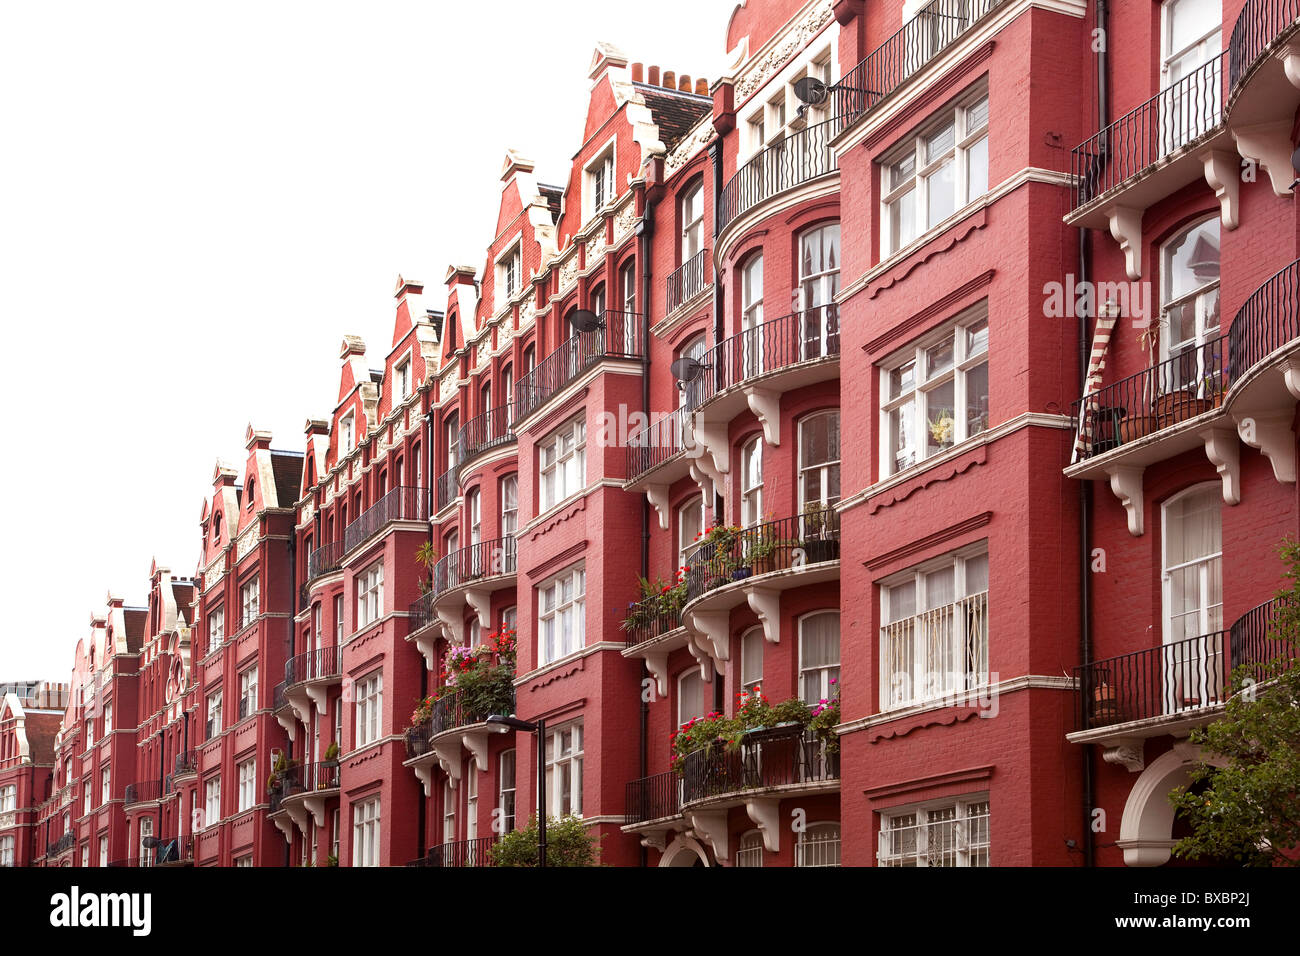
[1118,415,1152,444]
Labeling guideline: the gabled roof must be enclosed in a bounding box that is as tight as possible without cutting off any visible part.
[269,450,304,507]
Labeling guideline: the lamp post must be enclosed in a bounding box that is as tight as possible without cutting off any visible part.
[486,714,547,866]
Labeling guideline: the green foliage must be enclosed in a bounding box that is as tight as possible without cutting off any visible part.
[670,686,815,774]
[621,573,688,631]
[489,814,601,867]
[1168,538,1300,867]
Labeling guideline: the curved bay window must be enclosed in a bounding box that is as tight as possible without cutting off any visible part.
[798,410,841,526]
[740,437,763,527]
[798,224,840,360]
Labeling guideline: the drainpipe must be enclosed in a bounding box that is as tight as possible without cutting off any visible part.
[1077,0,1109,870]
[709,139,726,520]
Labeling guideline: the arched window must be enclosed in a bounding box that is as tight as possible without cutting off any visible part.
[619,258,637,314]
[741,437,763,527]
[795,822,841,867]
[740,627,763,695]
[245,480,255,510]
[798,224,840,359]
[500,475,518,537]
[798,410,841,513]
[741,253,764,377]
[1159,217,1221,397]
[680,181,704,260]
[678,495,705,568]
[677,668,704,728]
[678,333,709,411]
[1161,484,1223,712]
[799,612,840,706]
[735,830,764,868]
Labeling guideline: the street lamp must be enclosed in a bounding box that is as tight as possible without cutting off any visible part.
[486,714,547,867]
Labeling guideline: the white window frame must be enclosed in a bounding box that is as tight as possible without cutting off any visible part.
[797,409,841,513]
[1160,484,1224,713]
[203,776,221,829]
[498,749,516,834]
[678,495,705,568]
[500,474,518,537]
[0,835,14,867]
[880,86,989,257]
[879,795,990,867]
[357,561,384,630]
[1158,217,1221,394]
[680,182,704,260]
[741,437,763,527]
[354,670,383,748]
[585,140,617,221]
[736,829,764,867]
[796,821,842,867]
[677,668,705,728]
[740,255,764,379]
[442,779,457,844]
[341,411,356,455]
[395,355,412,399]
[100,766,110,807]
[0,785,14,813]
[206,689,222,739]
[239,576,259,629]
[798,612,841,706]
[538,565,586,666]
[237,757,257,812]
[497,241,523,312]
[239,666,257,718]
[879,544,990,711]
[543,721,583,818]
[539,417,586,512]
[334,594,344,646]
[209,606,225,648]
[879,305,989,477]
[353,796,381,867]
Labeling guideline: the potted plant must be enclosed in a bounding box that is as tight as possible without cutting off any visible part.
[322,740,340,768]
[415,540,438,594]
[800,502,840,564]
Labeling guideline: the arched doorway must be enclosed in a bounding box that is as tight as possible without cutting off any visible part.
[1118,744,1227,866]
[659,834,710,867]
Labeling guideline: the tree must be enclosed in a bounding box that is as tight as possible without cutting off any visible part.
[489,814,602,867]
[1169,539,1300,866]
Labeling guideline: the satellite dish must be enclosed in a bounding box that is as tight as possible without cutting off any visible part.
[141,836,161,849]
[670,356,709,383]
[793,77,828,106]
[568,309,603,333]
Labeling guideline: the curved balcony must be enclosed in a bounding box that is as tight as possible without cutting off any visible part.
[620,598,693,697]
[513,310,644,424]
[436,466,459,515]
[666,248,711,316]
[403,685,516,797]
[424,537,518,646]
[174,750,198,777]
[624,405,697,496]
[624,771,683,829]
[268,761,340,842]
[716,117,837,242]
[1070,260,1300,533]
[307,540,344,582]
[123,780,164,806]
[1070,598,1296,763]
[1226,2,1300,182]
[47,831,74,857]
[282,646,342,725]
[406,836,496,867]
[457,404,516,473]
[342,485,429,557]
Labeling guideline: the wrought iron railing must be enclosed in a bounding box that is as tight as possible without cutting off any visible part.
[681,726,839,805]
[1071,53,1226,210]
[268,761,341,813]
[342,485,429,553]
[124,780,163,805]
[1076,598,1296,731]
[717,118,837,233]
[685,308,840,414]
[833,0,1005,131]
[459,404,517,468]
[47,831,74,856]
[622,595,685,650]
[436,467,459,513]
[625,771,682,824]
[406,836,496,867]
[408,589,437,635]
[879,590,989,711]
[285,646,342,686]
[667,248,711,313]
[1072,334,1227,460]
[1229,0,1300,92]
[273,679,288,711]
[404,685,517,758]
[514,310,644,420]
[683,507,841,605]
[174,750,198,775]
[626,406,693,484]
[432,536,517,595]
[307,540,345,580]
[1227,259,1300,389]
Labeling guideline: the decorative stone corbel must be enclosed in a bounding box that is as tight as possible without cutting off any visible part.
[639,830,668,851]
[274,709,297,740]
[413,763,433,798]
[1106,205,1144,280]
[1201,150,1240,230]
[687,811,730,862]
[303,792,330,828]
[1236,410,1296,482]
[645,484,670,531]
[745,797,782,852]
[1281,36,1300,91]
[1106,465,1146,536]
[465,589,491,629]
[271,813,296,843]
[433,738,463,788]
[745,587,781,644]
[644,651,669,699]
[1201,426,1241,505]
[685,633,715,678]
[743,387,781,446]
[687,610,731,673]
[1101,739,1145,773]
[1281,355,1300,401]
[1233,121,1296,196]
[413,628,438,671]
[462,728,489,771]
[689,457,724,503]
[437,609,464,646]
[692,419,731,476]
[305,683,329,717]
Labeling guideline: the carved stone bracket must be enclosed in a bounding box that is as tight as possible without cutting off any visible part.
[687,810,730,862]
[465,589,491,629]
[745,587,781,644]
[644,650,670,699]
[1106,205,1144,280]
[1236,410,1296,482]
[692,420,731,477]
[1233,121,1296,196]
[745,797,782,853]
[645,484,670,531]
[1106,465,1146,536]
[1200,149,1240,230]
[743,387,781,446]
[1102,739,1145,773]
[687,610,730,675]
[1200,426,1241,505]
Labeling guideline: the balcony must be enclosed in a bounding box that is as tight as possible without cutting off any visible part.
[1068,54,1229,275]
[342,485,429,555]
[407,537,518,662]
[458,404,516,472]
[307,540,345,581]
[269,760,340,841]
[513,310,644,422]
[1071,598,1296,763]
[624,771,682,827]
[625,405,695,493]
[406,836,495,867]
[1071,259,1300,532]
[436,466,459,514]
[666,248,711,315]
[123,780,164,806]
[403,685,516,796]
[282,646,342,724]
[1225,2,1300,193]
[47,831,74,856]
[716,117,837,239]
[174,750,198,776]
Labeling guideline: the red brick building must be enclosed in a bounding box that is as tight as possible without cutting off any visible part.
[15,0,1300,868]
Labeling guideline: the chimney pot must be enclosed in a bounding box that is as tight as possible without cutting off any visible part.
[647,65,660,85]
[695,78,710,96]
[679,74,691,91]
[631,62,644,83]
[663,70,676,89]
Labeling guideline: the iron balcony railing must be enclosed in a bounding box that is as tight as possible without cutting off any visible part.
[625,771,682,824]
[205,717,219,741]
[342,485,430,554]
[307,540,345,580]
[1227,258,1300,390]
[667,248,710,313]
[432,536,517,595]
[626,405,692,484]
[716,117,837,233]
[408,589,436,635]
[1072,334,1228,461]
[622,594,685,650]
[268,761,341,813]
[1228,0,1300,92]
[683,506,841,605]
[1071,53,1226,210]
[285,645,342,687]
[47,831,74,856]
[513,310,644,420]
[273,679,289,711]
[124,780,164,805]
[685,308,840,414]
[406,836,496,867]
[681,726,839,805]
[404,685,517,758]
[832,0,1005,131]
[1077,598,1296,731]
[436,467,459,513]
[458,404,517,468]
[174,750,198,775]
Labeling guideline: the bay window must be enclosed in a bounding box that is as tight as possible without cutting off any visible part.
[539,417,585,511]
[539,565,585,665]
[881,307,989,476]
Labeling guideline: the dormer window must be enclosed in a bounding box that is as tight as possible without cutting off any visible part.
[341,412,356,454]
[396,358,411,399]
[497,245,523,311]
[586,146,616,219]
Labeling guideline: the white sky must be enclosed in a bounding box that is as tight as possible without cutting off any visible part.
[0,0,737,679]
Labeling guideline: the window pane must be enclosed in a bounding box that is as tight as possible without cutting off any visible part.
[965,361,990,437]
[967,136,988,200]
[889,189,916,250]
[924,379,956,455]
[925,121,955,162]
[926,159,956,227]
